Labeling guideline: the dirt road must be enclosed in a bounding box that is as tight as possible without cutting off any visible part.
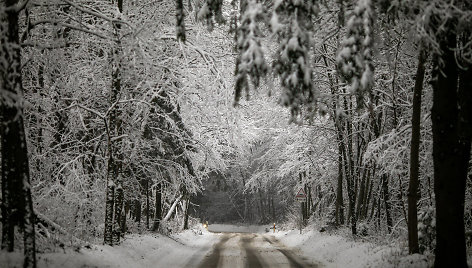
[195,232,319,268]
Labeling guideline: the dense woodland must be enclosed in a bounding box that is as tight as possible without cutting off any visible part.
[0,0,471,267]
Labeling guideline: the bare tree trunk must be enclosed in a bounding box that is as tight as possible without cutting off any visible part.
[362,169,372,219]
[381,174,393,233]
[307,186,312,216]
[258,189,265,223]
[368,186,376,221]
[121,200,130,234]
[162,195,183,223]
[407,46,426,254]
[113,184,123,244]
[1,2,37,266]
[135,199,142,225]
[145,179,149,229]
[106,0,124,245]
[183,196,190,230]
[356,168,367,220]
[335,142,344,225]
[432,26,471,267]
[345,160,357,235]
[152,183,162,231]
[104,181,115,245]
[366,180,374,220]
[242,176,248,221]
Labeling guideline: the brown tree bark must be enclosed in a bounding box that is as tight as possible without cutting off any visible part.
[407,46,426,254]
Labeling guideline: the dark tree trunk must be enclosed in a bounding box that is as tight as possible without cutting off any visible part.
[145,179,149,229]
[340,95,357,235]
[304,184,309,220]
[431,27,471,267]
[361,169,371,220]
[183,196,190,230]
[258,189,265,222]
[113,185,123,244]
[344,152,357,235]
[1,2,37,266]
[323,40,345,227]
[135,199,142,225]
[307,186,312,217]
[104,0,124,245]
[152,183,162,231]
[346,178,356,235]
[408,46,426,254]
[381,174,393,233]
[104,181,115,245]
[356,168,367,220]
[335,142,344,225]
[365,180,374,220]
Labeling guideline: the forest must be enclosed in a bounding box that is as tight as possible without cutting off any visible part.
[0,0,471,267]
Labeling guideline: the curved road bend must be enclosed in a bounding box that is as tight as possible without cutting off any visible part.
[195,232,319,268]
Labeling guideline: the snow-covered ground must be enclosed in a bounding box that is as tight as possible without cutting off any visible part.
[273,226,433,268]
[0,223,439,267]
[0,224,218,268]
[208,223,267,233]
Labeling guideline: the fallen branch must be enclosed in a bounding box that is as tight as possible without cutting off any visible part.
[34,210,85,245]
[162,195,183,223]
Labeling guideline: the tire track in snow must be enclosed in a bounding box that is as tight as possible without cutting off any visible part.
[197,233,234,268]
[240,234,265,268]
[262,236,318,268]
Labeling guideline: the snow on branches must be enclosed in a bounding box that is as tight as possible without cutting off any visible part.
[197,0,224,31]
[234,0,268,104]
[176,0,186,42]
[336,0,375,109]
[272,0,318,116]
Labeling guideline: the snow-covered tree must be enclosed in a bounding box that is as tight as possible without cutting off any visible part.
[336,0,375,109]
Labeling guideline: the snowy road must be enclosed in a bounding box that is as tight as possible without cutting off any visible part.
[193,231,318,268]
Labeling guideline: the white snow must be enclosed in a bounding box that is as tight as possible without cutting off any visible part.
[0,224,218,268]
[273,226,434,268]
[1,224,453,267]
[207,223,267,233]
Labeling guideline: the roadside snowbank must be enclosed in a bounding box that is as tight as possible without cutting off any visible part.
[273,227,433,268]
[0,225,217,268]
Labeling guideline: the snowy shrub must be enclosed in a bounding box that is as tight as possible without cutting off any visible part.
[324,207,336,226]
[417,205,436,254]
[357,222,369,237]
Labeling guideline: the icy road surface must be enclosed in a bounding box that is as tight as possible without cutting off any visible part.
[191,224,319,268]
